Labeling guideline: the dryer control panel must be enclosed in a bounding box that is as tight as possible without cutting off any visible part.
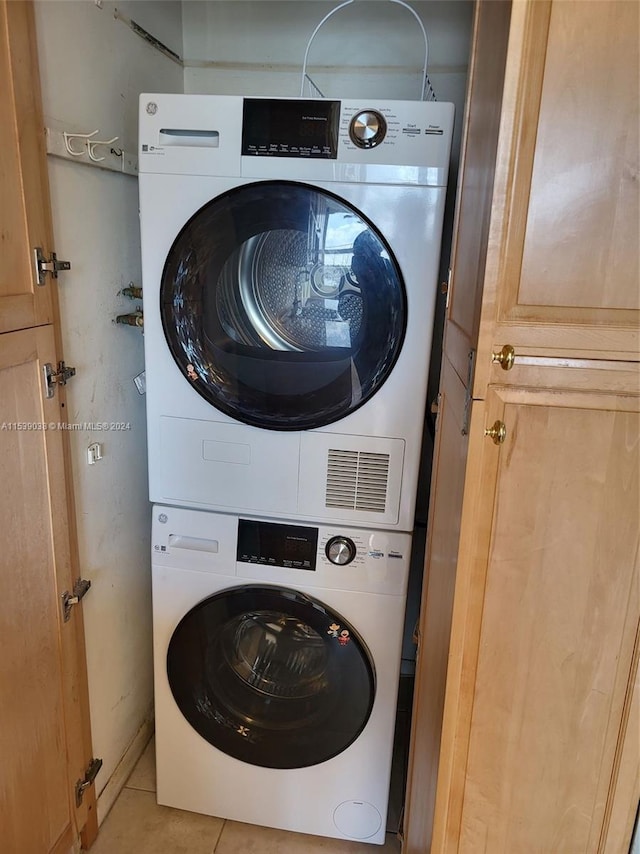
[139,94,454,184]
[239,97,451,164]
[242,98,340,159]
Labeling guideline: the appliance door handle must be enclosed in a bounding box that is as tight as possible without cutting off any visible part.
[167,534,219,553]
[159,129,220,148]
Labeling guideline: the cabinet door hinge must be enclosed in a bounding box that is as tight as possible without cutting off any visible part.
[34,247,71,286]
[61,578,91,622]
[75,757,102,807]
[43,361,76,399]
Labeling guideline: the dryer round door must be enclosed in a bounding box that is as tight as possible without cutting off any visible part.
[166,585,375,769]
[160,180,406,430]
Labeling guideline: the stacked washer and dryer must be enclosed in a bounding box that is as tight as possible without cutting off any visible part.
[138,94,453,845]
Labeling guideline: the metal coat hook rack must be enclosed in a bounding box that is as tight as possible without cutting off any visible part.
[47,127,138,176]
[63,129,123,165]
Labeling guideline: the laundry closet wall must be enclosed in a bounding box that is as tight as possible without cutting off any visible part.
[34,0,182,822]
[181,1,472,112]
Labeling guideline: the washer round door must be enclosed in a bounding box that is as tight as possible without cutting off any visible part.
[166,585,376,769]
[160,180,406,430]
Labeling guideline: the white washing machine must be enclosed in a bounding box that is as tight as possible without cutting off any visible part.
[151,505,411,845]
[139,95,454,531]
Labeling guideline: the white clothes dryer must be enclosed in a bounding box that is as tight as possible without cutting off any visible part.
[139,95,454,531]
[151,505,412,845]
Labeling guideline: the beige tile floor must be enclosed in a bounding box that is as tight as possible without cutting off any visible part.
[91,737,402,853]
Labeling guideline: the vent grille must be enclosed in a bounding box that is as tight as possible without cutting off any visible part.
[325,449,390,513]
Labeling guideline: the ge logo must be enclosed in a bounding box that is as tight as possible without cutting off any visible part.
[146,102,158,115]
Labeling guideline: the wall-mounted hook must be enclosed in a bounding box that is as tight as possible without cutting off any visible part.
[63,129,99,156]
[110,146,125,172]
[87,136,119,162]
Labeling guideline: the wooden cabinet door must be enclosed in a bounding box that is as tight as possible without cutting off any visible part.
[0,0,54,334]
[433,381,640,854]
[0,2,96,851]
[0,327,91,853]
[474,0,639,390]
[402,4,512,850]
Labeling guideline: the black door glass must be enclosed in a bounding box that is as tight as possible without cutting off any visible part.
[167,585,376,769]
[160,181,407,430]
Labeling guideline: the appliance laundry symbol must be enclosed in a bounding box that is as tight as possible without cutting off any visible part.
[237,725,251,738]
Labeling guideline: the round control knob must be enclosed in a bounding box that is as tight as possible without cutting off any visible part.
[325,536,357,566]
[349,110,387,149]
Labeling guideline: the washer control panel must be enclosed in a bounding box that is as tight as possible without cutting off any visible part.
[152,507,412,596]
[237,518,319,571]
[235,518,408,575]
[317,528,408,575]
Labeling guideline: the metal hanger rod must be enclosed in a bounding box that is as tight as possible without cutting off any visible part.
[299,0,429,101]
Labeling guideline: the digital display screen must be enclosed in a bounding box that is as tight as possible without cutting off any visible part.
[237,519,319,571]
[242,98,340,159]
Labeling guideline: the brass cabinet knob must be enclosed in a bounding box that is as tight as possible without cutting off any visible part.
[484,420,506,445]
[491,344,516,371]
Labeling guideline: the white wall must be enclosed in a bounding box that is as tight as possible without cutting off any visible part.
[34,0,182,818]
[182,0,472,114]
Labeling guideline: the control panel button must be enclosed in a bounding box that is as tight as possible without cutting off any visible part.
[325,536,357,566]
[349,110,387,149]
